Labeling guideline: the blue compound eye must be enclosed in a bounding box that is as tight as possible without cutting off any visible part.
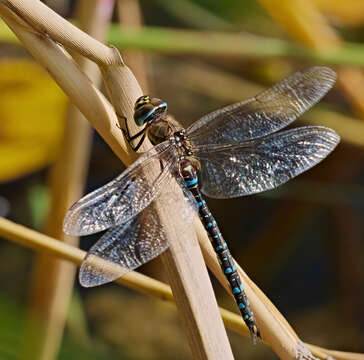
[133,97,168,126]
[134,103,155,126]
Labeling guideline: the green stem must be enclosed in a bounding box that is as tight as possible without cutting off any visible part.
[109,25,364,67]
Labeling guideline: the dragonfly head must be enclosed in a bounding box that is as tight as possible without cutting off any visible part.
[133,95,168,127]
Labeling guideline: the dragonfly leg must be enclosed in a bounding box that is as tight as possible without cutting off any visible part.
[116,113,146,141]
[116,113,148,151]
[131,133,146,152]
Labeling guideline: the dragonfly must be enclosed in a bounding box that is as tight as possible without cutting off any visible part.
[63,66,340,342]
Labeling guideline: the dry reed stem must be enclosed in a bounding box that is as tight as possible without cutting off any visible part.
[98,35,294,360]
[311,346,364,360]
[1,216,364,360]
[20,2,114,360]
[98,31,235,360]
[0,1,235,358]
[99,59,236,360]
[1,0,117,64]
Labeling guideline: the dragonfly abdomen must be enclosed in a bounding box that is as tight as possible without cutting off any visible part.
[179,159,261,342]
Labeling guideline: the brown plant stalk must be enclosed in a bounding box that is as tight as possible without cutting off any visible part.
[0,1,234,358]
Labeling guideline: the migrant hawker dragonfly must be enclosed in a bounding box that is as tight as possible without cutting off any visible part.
[63,66,339,341]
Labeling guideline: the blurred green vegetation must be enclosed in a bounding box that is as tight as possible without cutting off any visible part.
[0,296,124,360]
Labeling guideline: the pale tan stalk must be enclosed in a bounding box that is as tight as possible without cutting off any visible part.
[0,2,235,358]
[1,0,117,63]
[309,345,364,360]
[99,50,234,360]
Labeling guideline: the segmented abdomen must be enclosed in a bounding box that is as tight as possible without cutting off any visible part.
[181,163,261,342]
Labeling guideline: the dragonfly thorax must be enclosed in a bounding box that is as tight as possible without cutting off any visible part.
[147,119,177,145]
[170,129,195,160]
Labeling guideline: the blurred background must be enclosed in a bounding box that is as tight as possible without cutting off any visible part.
[0,0,364,359]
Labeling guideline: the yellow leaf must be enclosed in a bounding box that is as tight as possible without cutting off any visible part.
[0,59,67,182]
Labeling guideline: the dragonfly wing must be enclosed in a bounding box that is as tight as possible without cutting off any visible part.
[63,141,178,236]
[194,126,340,198]
[79,202,169,287]
[187,67,336,146]
[79,178,198,287]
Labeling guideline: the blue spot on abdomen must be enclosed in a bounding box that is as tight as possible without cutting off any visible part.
[186,177,198,186]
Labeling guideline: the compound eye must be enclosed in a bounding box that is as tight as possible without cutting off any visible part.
[134,103,155,126]
[134,95,151,110]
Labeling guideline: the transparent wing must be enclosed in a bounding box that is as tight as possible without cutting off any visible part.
[79,178,198,287]
[63,141,178,236]
[79,203,168,287]
[194,126,340,198]
[187,67,336,146]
